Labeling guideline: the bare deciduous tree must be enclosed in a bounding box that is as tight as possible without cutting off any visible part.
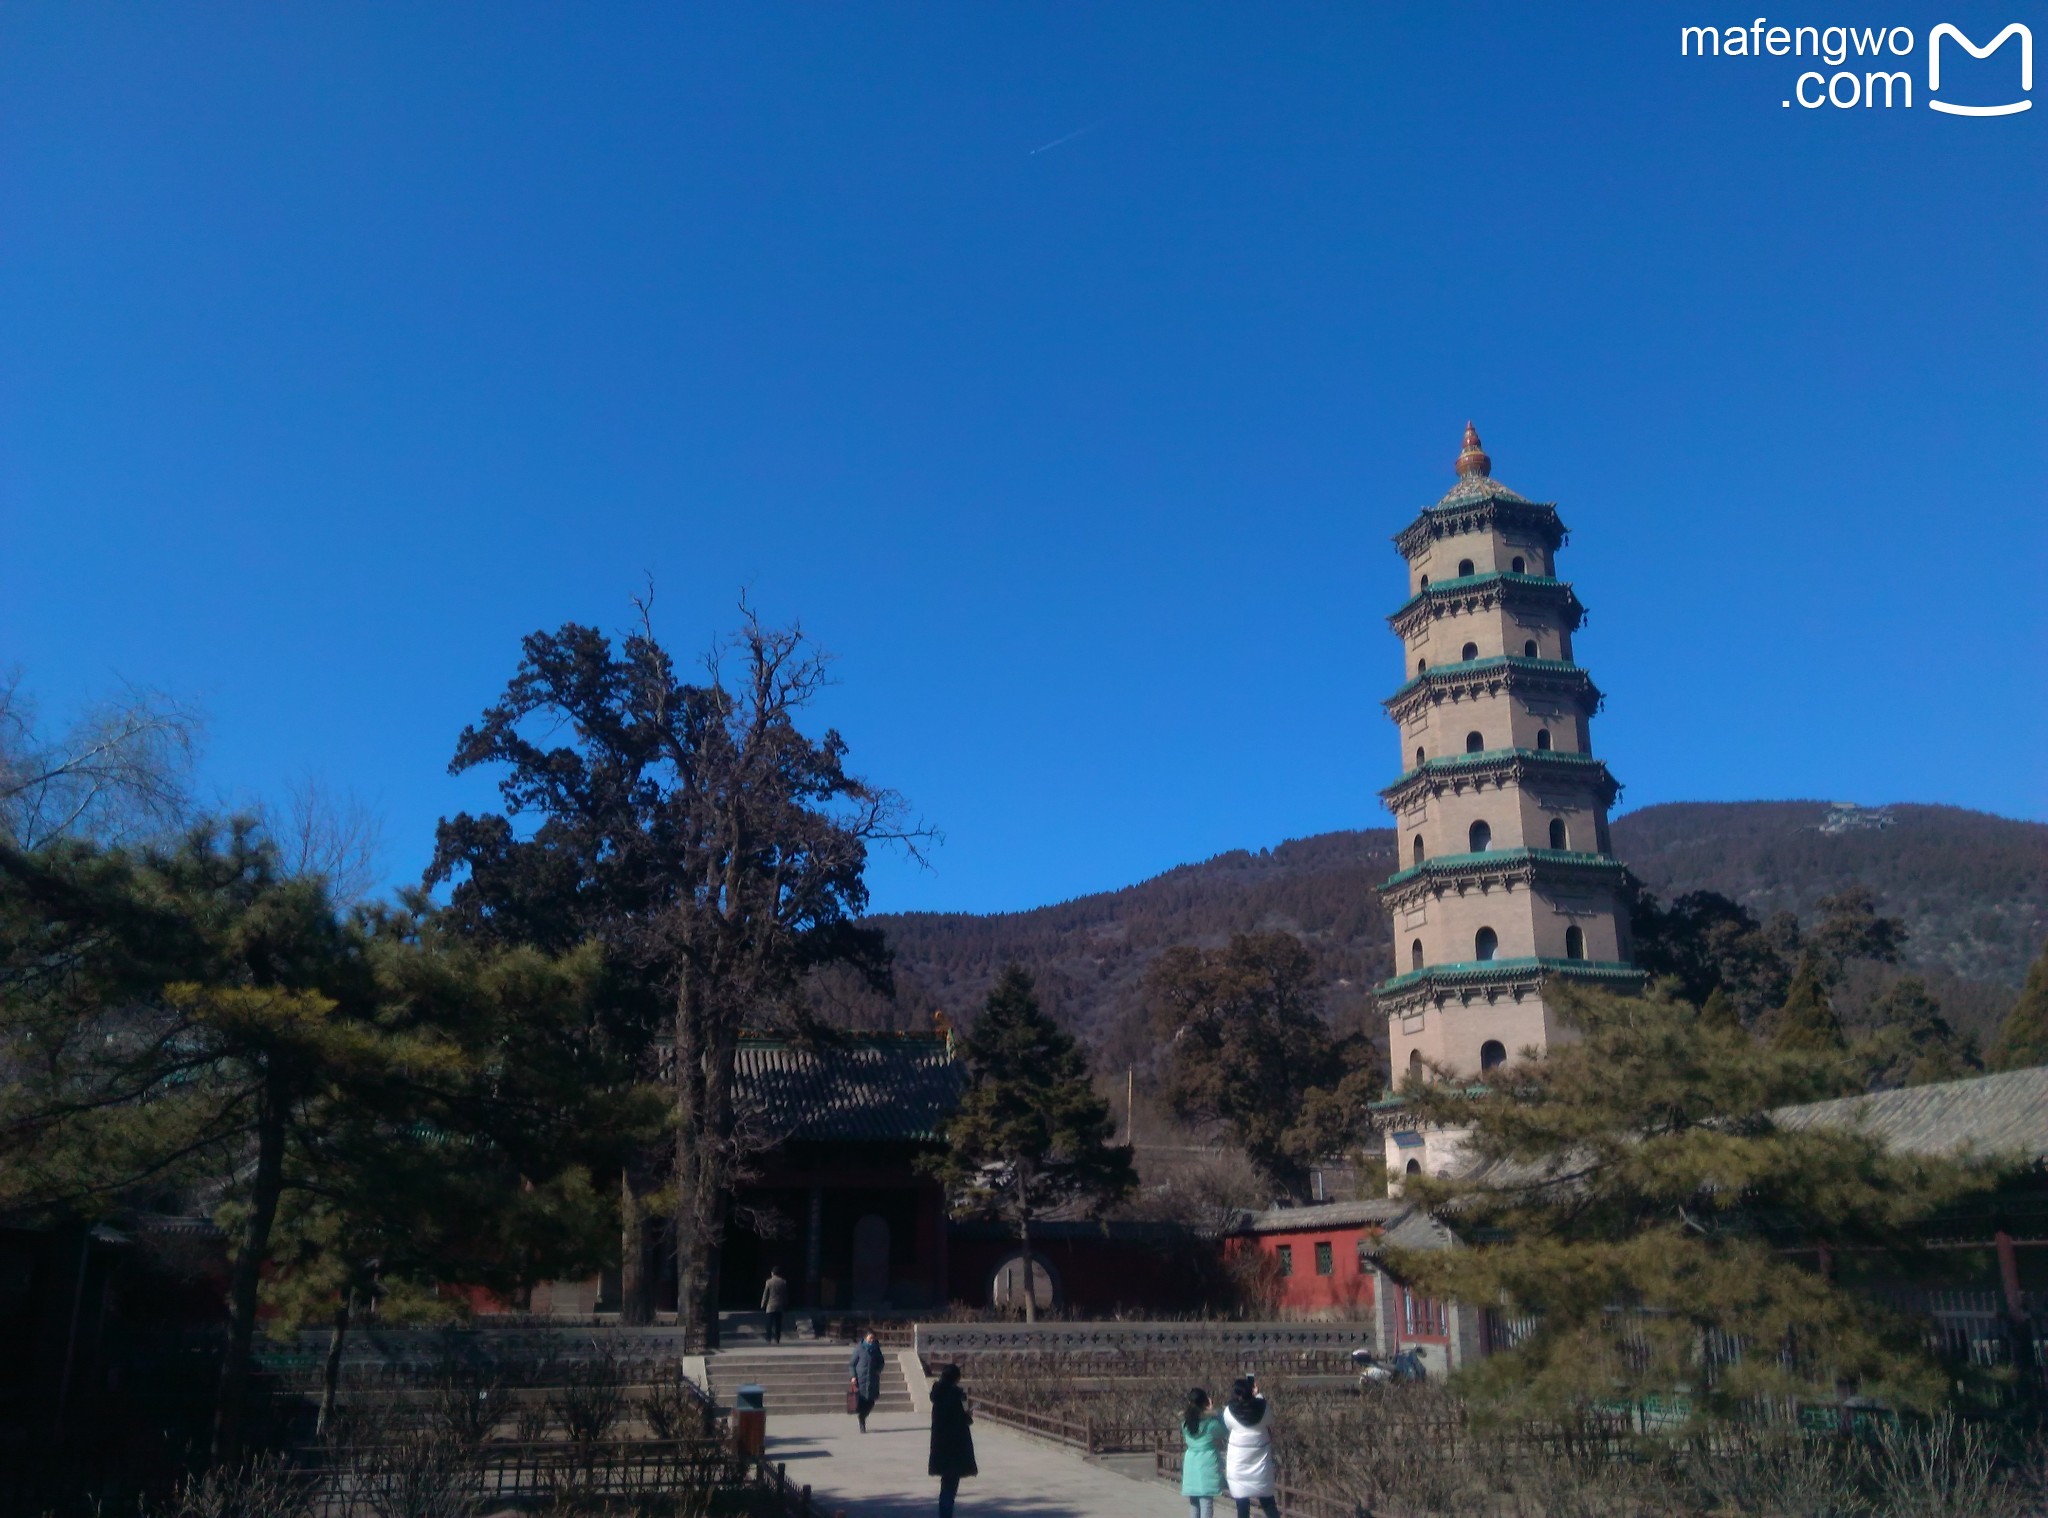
[265,775,387,902]
[0,671,199,849]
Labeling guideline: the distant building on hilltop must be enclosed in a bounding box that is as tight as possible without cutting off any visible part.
[1816,802,1896,834]
[1375,425,1643,1177]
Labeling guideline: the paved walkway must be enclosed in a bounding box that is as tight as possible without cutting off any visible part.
[763,1411,1183,1518]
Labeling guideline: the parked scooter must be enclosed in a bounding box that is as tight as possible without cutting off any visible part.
[1352,1346,1428,1389]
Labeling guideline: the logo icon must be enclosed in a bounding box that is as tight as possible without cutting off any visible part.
[1928,22,2032,115]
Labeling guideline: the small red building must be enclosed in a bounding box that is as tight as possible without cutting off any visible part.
[1232,1200,1397,1318]
[1229,1200,1467,1372]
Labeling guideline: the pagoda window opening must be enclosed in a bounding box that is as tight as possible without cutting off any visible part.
[1565,926,1586,960]
[1412,836,1424,866]
[1417,658,1428,675]
[1549,818,1567,849]
[1461,642,1478,661]
[1405,1158,1422,1176]
[1480,1039,1507,1073]
[1468,820,1492,852]
[1458,558,1475,577]
[1408,1049,1424,1080]
[1466,731,1484,754]
[1419,574,1430,591]
[1536,728,1552,750]
[1475,927,1499,961]
[1524,639,1538,657]
[1511,555,1526,573]
[1411,938,1424,971]
[1414,746,1426,771]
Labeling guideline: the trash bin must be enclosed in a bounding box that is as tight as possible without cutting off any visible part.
[732,1384,767,1457]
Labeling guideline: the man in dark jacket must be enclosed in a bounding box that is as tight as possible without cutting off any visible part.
[849,1331,884,1432]
[760,1267,789,1344]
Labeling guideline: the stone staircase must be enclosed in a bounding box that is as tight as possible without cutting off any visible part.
[702,1344,918,1416]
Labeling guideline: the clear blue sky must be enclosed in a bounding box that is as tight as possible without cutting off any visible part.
[2,3,2042,916]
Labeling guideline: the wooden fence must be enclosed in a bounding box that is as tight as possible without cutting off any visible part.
[969,1394,1177,1455]
[303,1439,729,1502]
[758,1457,817,1517]
[294,1439,810,1518]
[1152,1446,1363,1518]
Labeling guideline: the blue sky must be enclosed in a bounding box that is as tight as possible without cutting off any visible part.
[2,3,2042,916]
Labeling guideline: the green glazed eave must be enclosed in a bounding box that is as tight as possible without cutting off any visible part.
[1389,570,1582,625]
[1375,955,1643,997]
[1381,654,1599,708]
[1379,846,1625,894]
[1391,496,1569,560]
[1378,749,1620,809]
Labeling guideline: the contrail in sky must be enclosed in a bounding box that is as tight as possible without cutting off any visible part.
[1029,120,1106,155]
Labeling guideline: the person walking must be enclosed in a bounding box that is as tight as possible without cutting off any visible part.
[1222,1374,1278,1518]
[1179,1387,1226,1518]
[849,1330,885,1433]
[759,1266,789,1344]
[927,1362,977,1518]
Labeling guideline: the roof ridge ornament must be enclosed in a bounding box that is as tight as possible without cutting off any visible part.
[1455,421,1491,478]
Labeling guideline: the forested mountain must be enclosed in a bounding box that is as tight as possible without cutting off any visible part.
[826,801,2046,1060]
[815,829,1398,1061]
[1612,803,2045,989]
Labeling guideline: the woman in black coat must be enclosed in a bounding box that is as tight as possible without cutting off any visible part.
[927,1363,977,1518]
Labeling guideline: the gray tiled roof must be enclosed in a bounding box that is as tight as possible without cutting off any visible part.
[1231,1199,1455,1253]
[1770,1066,2048,1164]
[733,1034,965,1144]
[1240,1199,1408,1234]
[1375,1207,1458,1254]
[1451,1066,2048,1191]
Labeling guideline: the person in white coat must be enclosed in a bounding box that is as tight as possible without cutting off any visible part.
[1221,1375,1278,1518]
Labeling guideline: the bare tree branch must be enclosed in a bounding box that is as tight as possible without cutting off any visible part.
[0,670,200,849]
[263,776,387,902]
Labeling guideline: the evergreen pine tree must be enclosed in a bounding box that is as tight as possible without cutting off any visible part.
[1697,985,1742,1033]
[929,966,1135,1321]
[1989,941,2048,1072]
[0,827,637,1460]
[1768,954,1846,1053]
[1390,984,1998,1421]
[1855,974,1978,1090]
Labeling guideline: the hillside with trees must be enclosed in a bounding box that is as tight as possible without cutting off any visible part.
[1614,802,2046,1007]
[817,829,1398,1057]
[839,801,2047,1060]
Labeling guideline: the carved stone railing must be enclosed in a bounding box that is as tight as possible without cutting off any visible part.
[913,1321,1375,1359]
[249,1324,698,1378]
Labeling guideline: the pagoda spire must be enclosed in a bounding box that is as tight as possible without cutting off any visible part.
[1454,422,1491,478]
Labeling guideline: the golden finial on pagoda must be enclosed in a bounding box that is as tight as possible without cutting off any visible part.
[1455,422,1491,478]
